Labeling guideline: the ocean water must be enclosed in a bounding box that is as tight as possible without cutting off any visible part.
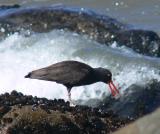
[0,30,159,101]
[1,0,160,35]
[0,0,160,101]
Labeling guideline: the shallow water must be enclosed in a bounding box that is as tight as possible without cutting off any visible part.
[0,30,159,101]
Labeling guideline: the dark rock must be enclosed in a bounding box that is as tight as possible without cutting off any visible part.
[0,4,20,10]
[2,117,13,124]
[99,79,160,120]
[115,30,160,57]
[2,106,80,134]
[0,5,159,57]
[0,106,11,118]
[1,80,159,133]
[0,92,130,133]
[11,90,23,97]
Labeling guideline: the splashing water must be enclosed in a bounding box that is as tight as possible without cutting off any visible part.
[0,30,159,101]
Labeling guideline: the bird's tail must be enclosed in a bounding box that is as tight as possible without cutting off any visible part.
[25,72,31,78]
[24,68,49,80]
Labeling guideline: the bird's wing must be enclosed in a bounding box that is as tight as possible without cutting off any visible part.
[28,61,93,85]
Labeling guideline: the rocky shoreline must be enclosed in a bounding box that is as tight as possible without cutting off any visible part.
[1,79,159,133]
[0,91,131,134]
[0,79,160,133]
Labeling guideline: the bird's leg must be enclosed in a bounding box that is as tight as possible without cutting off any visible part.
[67,87,74,106]
[67,88,71,103]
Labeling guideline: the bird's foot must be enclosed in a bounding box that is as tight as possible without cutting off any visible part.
[69,101,76,107]
[70,103,76,107]
[114,93,121,99]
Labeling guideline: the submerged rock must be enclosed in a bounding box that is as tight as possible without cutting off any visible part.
[0,5,159,57]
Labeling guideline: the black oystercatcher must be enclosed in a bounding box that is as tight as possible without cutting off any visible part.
[25,60,119,103]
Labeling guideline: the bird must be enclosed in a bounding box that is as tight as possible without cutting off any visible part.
[25,60,119,104]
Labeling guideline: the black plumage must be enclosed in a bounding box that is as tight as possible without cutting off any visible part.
[25,60,119,104]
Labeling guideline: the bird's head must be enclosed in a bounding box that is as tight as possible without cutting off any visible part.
[95,67,119,96]
[95,67,112,83]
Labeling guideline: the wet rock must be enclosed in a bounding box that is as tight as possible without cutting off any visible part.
[0,5,159,57]
[2,106,80,134]
[113,108,160,134]
[0,91,130,133]
[0,106,11,118]
[115,30,160,57]
[99,79,160,120]
[2,117,13,124]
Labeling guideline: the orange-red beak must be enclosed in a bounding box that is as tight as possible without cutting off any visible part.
[108,80,119,96]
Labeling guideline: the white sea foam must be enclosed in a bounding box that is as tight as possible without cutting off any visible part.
[0,30,159,101]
